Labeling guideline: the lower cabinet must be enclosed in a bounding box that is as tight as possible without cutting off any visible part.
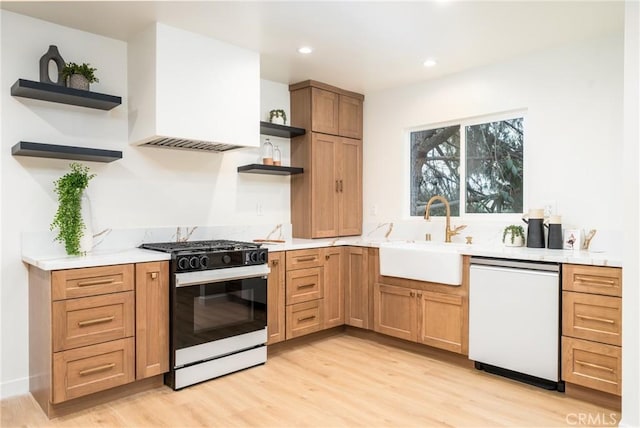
[345,246,371,329]
[267,252,286,345]
[322,247,345,329]
[286,299,323,338]
[29,261,169,416]
[285,248,324,339]
[373,280,468,355]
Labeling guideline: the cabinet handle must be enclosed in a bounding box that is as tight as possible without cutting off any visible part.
[339,179,343,192]
[150,272,158,280]
[325,254,330,260]
[272,259,279,266]
[417,293,423,298]
[576,314,615,324]
[77,278,114,287]
[296,256,316,262]
[575,360,614,373]
[297,283,316,289]
[410,291,415,297]
[77,316,115,327]
[575,275,616,287]
[298,315,316,322]
[79,363,116,376]
[336,180,339,193]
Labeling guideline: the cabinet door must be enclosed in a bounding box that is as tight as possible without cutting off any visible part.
[135,261,169,380]
[418,291,466,354]
[311,87,339,135]
[267,252,286,345]
[322,247,344,329]
[562,291,622,346]
[345,247,369,329]
[286,267,324,304]
[562,264,622,297]
[562,336,621,395]
[373,283,417,341]
[338,138,362,236]
[311,133,340,237]
[286,300,323,339]
[338,95,363,139]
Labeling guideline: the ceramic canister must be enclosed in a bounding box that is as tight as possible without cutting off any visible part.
[522,208,545,248]
[546,215,563,249]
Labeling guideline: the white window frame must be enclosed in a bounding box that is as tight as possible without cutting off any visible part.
[405,109,528,221]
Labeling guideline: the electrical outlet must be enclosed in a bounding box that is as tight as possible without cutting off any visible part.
[371,204,378,216]
[256,202,263,216]
[543,200,556,217]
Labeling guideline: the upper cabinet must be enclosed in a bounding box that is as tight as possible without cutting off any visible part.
[290,81,364,140]
[128,23,260,152]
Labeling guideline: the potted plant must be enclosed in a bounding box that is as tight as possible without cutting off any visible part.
[269,109,287,125]
[62,62,99,90]
[50,163,96,255]
[502,225,525,247]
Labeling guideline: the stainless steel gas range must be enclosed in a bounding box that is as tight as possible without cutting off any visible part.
[140,240,269,390]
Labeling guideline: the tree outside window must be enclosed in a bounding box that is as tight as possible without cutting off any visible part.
[410,116,524,217]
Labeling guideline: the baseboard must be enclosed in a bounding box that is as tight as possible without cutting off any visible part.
[0,376,29,400]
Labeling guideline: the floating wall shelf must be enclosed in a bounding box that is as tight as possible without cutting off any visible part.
[237,164,303,176]
[260,121,306,138]
[12,141,123,163]
[11,79,122,110]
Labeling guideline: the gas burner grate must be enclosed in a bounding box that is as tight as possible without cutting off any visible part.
[140,239,260,253]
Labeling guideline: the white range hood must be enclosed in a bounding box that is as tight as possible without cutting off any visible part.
[128,23,260,152]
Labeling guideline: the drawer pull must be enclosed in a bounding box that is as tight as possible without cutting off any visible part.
[272,259,279,266]
[79,363,116,376]
[296,256,316,262]
[77,278,115,287]
[78,316,115,327]
[575,275,616,287]
[575,360,614,373]
[298,315,316,322]
[297,283,316,289]
[576,314,615,324]
[150,272,158,280]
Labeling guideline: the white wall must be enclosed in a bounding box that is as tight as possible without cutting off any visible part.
[621,1,639,426]
[0,11,292,397]
[363,34,624,238]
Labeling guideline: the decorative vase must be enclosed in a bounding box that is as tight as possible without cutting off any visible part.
[503,233,524,247]
[68,74,90,90]
[79,190,94,254]
[39,45,65,86]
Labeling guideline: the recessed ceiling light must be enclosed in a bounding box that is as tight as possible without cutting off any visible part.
[298,46,313,54]
[423,58,437,67]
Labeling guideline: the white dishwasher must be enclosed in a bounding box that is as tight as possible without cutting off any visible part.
[469,257,563,390]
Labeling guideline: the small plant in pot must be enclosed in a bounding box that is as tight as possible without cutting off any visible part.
[50,163,96,255]
[269,109,287,125]
[62,62,99,90]
[503,225,525,247]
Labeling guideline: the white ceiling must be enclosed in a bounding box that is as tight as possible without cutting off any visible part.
[1,1,625,93]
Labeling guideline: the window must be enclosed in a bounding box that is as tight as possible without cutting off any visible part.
[410,116,524,217]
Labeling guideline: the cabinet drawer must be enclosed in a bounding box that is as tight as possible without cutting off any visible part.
[562,264,621,297]
[53,292,135,352]
[562,291,621,346]
[52,337,135,403]
[286,267,324,305]
[52,264,134,300]
[562,336,621,396]
[286,249,322,270]
[286,300,323,339]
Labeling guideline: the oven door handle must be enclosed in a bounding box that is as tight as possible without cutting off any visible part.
[175,264,270,287]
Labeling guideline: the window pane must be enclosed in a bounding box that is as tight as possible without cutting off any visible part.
[410,125,460,216]
[465,118,524,213]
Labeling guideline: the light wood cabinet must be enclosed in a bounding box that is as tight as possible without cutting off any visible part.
[290,80,364,239]
[267,252,286,345]
[322,247,344,329]
[561,263,622,397]
[345,247,370,328]
[285,249,325,339]
[286,300,323,339]
[373,283,417,341]
[29,261,169,417]
[418,291,465,354]
[135,261,169,380]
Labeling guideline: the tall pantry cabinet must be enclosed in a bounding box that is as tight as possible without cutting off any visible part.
[289,80,364,239]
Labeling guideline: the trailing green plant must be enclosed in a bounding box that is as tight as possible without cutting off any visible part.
[502,224,525,244]
[50,163,96,255]
[62,62,99,83]
[269,109,287,124]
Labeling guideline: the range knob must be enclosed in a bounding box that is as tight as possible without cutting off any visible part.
[222,254,232,264]
[249,251,259,263]
[258,250,267,263]
[177,257,189,271]
[189,256,200,269]
[199,255,209,269]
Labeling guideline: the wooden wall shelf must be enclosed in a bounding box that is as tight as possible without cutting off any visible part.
[12,141,123,163]
[260,121,306,138]
[11,79,122,110]
[237,164,303,176]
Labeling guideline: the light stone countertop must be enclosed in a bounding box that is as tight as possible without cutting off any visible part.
[22,237,622,271]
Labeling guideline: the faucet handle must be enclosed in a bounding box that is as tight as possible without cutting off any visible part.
[451,224,467,235]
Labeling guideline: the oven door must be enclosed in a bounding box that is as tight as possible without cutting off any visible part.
[173,265,269,364]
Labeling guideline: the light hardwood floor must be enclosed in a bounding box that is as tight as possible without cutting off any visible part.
[1,331,621,427]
